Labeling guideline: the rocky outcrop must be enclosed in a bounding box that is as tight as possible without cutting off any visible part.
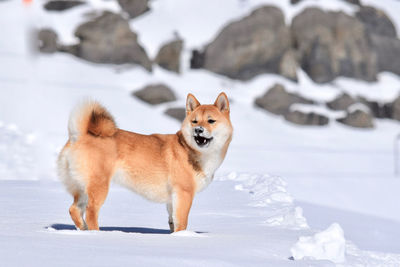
[44,0,84,11]
[284,110,329,126]
[165,107,186,121]
[255,84,313,115]
[133,84,176,105]
[337,105,374,128]
[327,93,356,111]
[356,6,400,76]
[155,38,183,73]
[61,12,152,71]
[37,28,58,53]
[193,6,297,81]
[188,5,400,84]
[117,0,149,19]
[292,8,377,83]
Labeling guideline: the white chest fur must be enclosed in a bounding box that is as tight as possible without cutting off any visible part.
[195,152,223,192]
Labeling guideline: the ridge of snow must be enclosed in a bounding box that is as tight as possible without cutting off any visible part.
[219,172,309,229]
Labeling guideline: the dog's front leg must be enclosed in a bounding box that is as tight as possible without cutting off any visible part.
[171,188,194,232]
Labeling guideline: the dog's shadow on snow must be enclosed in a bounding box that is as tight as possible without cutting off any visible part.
[48,223,171,234]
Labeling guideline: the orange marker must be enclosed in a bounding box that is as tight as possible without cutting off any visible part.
[23,0,33,6]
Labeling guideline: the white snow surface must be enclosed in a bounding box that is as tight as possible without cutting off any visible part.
[0,122,38,180]
[1,0,400,266]
[291,223,346,263]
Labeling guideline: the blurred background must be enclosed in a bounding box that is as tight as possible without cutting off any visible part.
[1,0,400,253]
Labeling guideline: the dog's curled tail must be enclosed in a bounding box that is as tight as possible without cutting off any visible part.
[68,100,117,142]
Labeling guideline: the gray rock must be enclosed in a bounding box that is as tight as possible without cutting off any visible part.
[37,28,58,53]
[44,0,85,11]
[358,97,392,118]
[355,6,400,76]
[196,6,296,81]
[291,0,360,6]
[133,84,176,105]
[292,8,377,83]
[337,106,374,128]
[279,50,298,82]
[117,0,149,19]
[327,93,356,111]
[69,11,152,71]
[356,6,397,38]
[155,38,183,73]
[255,84,313,115]
[165,107,186,121]
[343,0,361,6]
[389,95,400,121]
[370,34,400,76]
[58,43,79,55]
[190,49,205,69]
[284,110,329,126]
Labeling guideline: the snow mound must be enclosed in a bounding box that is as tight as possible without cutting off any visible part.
[0,122,37,180]
[291,223,346,263]
[265,206,308,229]
[220,172,308,229]
[171,230,204,237]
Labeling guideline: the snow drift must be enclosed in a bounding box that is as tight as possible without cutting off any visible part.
[291,223,346,263]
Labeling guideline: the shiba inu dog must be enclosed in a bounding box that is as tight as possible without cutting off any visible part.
[57,93,233,232]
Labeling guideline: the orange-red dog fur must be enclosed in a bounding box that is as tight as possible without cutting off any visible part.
[57,93,233,232]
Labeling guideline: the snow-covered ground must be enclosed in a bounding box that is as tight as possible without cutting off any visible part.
[2,175,400,266]
[1,0,400,266]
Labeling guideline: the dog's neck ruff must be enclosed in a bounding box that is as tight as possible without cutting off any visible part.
[177,131,223,178]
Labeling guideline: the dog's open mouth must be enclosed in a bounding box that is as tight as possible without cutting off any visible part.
[194,135,213,147]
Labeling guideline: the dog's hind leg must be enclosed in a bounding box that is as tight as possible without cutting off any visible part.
[69,192,88,230]
[167,202,174,232]
[57,147,88,230]
[85,178,110,230]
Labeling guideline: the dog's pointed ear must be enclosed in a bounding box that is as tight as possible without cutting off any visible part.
[186,93,201,115]
[214,92,230,113]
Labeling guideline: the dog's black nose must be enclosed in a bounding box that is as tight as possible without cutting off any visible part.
[195,127,204,134]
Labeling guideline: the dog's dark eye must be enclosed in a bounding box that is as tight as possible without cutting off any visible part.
[208,119,216,124]
[192,120,198,124]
